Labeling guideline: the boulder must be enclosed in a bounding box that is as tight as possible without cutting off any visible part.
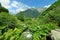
[51,29,60,40]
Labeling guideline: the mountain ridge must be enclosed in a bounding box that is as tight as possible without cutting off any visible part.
[16,7,46,18]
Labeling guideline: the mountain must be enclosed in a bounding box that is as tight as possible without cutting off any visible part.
[16,8,46,18]
[35,7,47,13]
[23,8,40,18]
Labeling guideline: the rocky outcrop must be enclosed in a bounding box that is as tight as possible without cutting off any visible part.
[51,29,60,40]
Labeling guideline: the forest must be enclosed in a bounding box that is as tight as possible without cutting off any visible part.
[0,0,60,40]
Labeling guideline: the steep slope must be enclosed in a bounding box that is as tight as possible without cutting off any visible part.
[39,0,60,26]
[41,0,60,16]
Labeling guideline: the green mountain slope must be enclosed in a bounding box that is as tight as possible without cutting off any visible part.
[16,8,46,21]
[41,0,60,16]
[39,0,60,26]
[23,8,40,18]
[16,8,40,18]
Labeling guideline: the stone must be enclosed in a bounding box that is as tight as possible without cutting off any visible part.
[51,29,60,40]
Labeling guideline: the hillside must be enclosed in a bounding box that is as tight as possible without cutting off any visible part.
[39,0,60,27]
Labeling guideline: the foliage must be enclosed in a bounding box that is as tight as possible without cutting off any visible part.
[0,0,60,40]
[16,12,24,21]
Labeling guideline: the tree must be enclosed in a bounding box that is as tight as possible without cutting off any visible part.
[0,12,19,34]
[0,3,9,13]
[0,3,1,7]
[16,12,24,21]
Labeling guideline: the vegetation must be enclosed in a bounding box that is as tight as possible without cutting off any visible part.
[0,3,9,13]
[16,12,24,21]
[16,9,40,18]
[0,0,60,40]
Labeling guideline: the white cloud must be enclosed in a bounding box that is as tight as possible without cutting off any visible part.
[16,8,27,13]
[44,4,51,8]
[0,0,10,5]
[11,1,19,8]
[0,0,11,9]
[16,2,31,13]
[0,0,31,14]
[10,1,31,13]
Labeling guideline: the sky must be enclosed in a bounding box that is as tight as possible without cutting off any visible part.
[0,0,57,14]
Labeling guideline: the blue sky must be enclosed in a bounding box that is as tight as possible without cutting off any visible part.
[16,0,57,7]
[0,0,57,14]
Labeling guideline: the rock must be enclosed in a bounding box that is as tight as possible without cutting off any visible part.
[51,29,60,40]
[20,30,32,40]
